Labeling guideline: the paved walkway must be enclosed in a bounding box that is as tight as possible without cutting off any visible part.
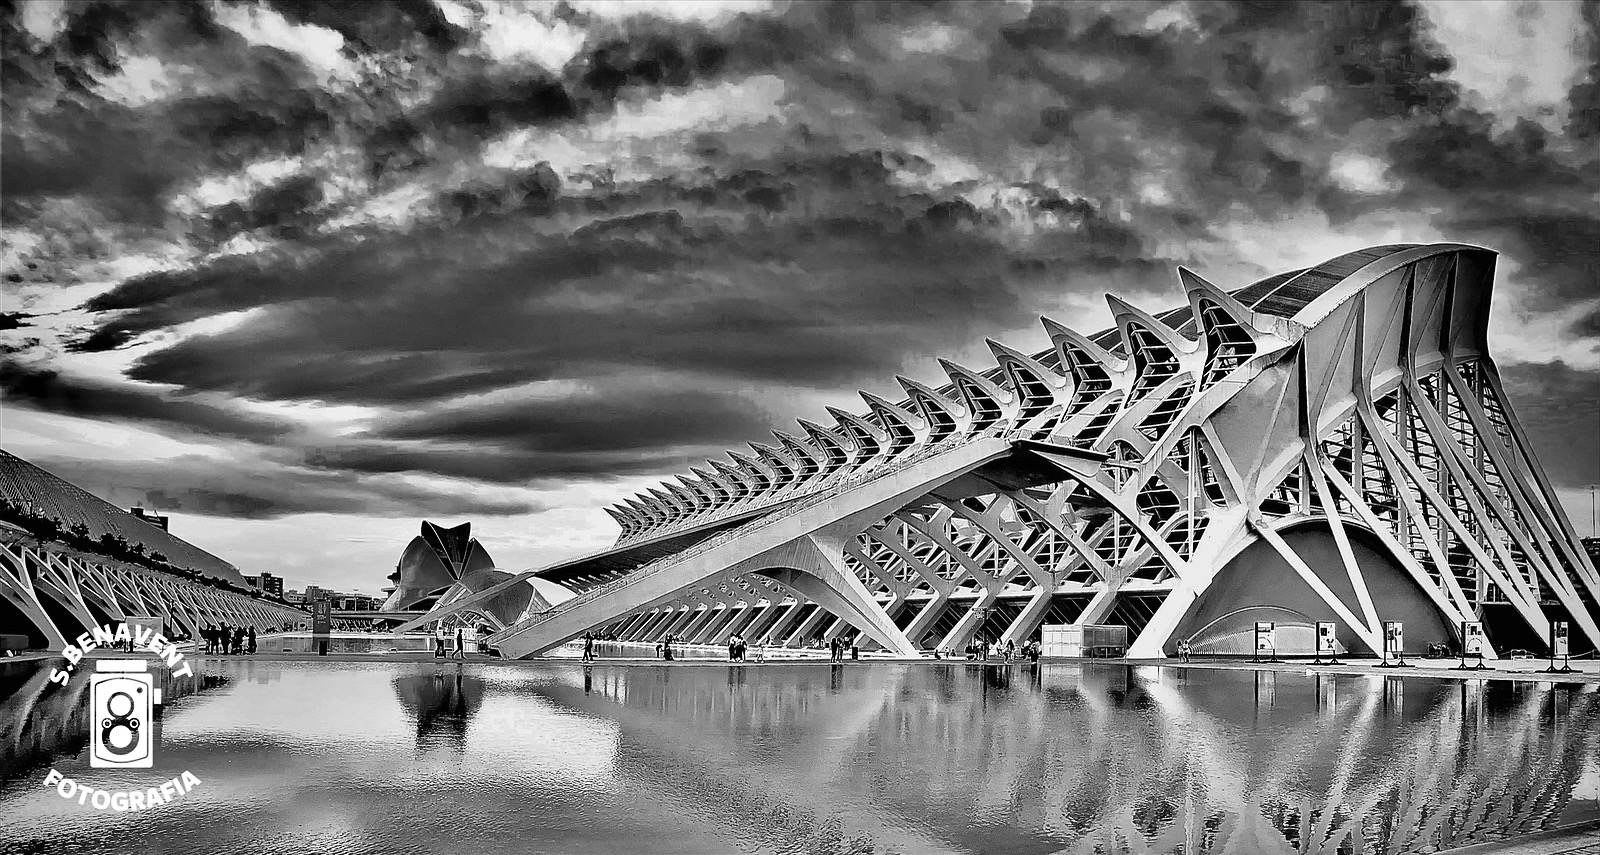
[1125,655,1600,684]
[4,642,1596,682]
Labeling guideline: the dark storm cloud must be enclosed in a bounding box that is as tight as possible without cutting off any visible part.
[200,173,326,244]
[0,359,293,442]
[300,383,785,483]
[262,0,466,55]
[1302,0,1600,317]
[31,453,539,519]
[1565,0,1600,140]
[88,140,1152,411]
[1,2,335,225]
[6,0,1600,526]
[1497,361,1600,488]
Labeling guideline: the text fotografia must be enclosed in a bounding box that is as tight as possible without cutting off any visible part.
[49,623,194,684]
[42,769,201,812]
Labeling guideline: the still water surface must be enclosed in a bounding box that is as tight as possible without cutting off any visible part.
[1,659,1596,855]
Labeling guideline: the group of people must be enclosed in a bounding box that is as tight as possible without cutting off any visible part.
[826,635,858,662]
[432,627,471,659]
[727,633,765,662]
[654,634,675,660]
[1174,639,1193,661]
[959,638,1041,663]
[203,624,255,655]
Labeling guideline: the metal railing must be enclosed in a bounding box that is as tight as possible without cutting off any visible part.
[495,433,1002,640]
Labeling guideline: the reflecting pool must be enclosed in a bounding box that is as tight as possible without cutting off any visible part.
[1,659,1596,854]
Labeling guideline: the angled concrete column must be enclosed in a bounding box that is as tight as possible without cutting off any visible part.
[999,588,1053,647]
[636,607,680,641]
[903,591,954,649]
[711,602,766,644]
[784,604,833,648]
[656,606,703,642]
[488,438,1013,657]
[677,605,725,644]
[938,588,1000,652]
[611,612,651,639]
[0,545,69,649]
[693,605,744,645]
[749,536,919,656]
[762,602,808,646]
[742,601,791,643]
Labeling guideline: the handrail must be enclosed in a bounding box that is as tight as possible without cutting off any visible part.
[494,433,1001,640]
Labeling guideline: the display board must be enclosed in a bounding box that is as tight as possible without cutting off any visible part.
[1254,621,1276,654]
[1383,621,1404,659]
[311,598,332,635]
[1316,621,1337,655]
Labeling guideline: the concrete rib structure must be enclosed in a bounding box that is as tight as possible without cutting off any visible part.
[459,243,1600,660]
[0,451,305,647]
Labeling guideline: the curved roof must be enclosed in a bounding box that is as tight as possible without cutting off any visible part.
[598,242,1463,554]
[0,449,247,585]
[1227,243,1419,318]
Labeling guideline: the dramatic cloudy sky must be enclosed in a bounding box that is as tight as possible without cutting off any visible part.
[2,0,1598,595]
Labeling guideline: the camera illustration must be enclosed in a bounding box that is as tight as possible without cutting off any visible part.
[90,660,161,769]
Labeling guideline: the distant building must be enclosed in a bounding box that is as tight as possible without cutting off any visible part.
[303,585,327,603]
[244,572,284,599]
[283,589,307,605]
[128,507,169,531]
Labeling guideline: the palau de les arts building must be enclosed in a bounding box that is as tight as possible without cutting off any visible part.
[384,244,1599,660]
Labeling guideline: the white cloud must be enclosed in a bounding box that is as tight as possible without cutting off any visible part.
[484,75,788,180]
[17,0,66,42]
[570,0,773,24]
[1328,152,1394,195]
[1488,289,1600,370]
[212,2,356,83]
[476,1,588,70]
[1420,0,1590,132]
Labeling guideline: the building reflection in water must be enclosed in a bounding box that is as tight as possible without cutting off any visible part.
[0,659,230,784]
[0,659,1596,855]
[531,664,1600,855]
[391,666,486,753]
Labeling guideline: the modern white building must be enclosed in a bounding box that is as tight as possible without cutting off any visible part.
[407,244,1599,660]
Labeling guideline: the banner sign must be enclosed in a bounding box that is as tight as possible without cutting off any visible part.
[1254,621,1275,653]
[311,598,332,635]
[1316,621,1337,655]
[1552,621,1569,657]
[1383,621,1404,659]
[1462,621,1485,656]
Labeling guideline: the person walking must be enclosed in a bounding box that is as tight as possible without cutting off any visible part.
[582,632,595,662]
[433,627,446,658]
[452,627,466,660]
[755,636,767,663]
[663,634,675,661]
[247,626,257,654]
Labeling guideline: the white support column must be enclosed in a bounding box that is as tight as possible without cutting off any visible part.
[750,535,919,656]
[937,588,999,652]
[999,587,1053,647]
